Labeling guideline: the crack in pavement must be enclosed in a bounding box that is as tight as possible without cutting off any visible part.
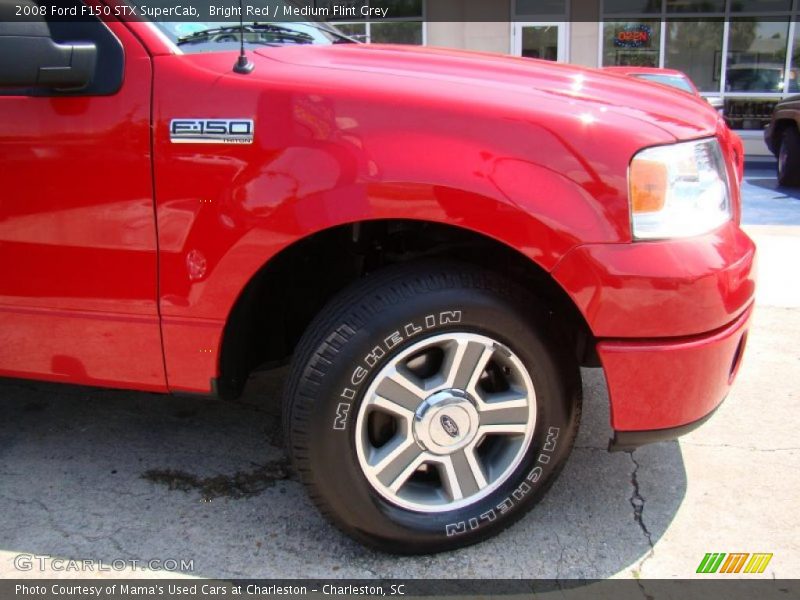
[627,451,655,600]
[554,532,566,580]
[627,452,653,548]
[3,493,164,574]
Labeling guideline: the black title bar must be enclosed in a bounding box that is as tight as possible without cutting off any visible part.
[3,0,800,22]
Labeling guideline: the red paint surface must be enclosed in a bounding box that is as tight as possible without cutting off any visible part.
[552,221,757,339]
[0,20,165,389]
[0,13,756,433]
[600,304,753,431]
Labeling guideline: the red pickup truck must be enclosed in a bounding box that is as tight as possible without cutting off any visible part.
[0,1,755,554]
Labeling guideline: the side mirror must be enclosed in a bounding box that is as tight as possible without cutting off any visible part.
[0,6,97,91]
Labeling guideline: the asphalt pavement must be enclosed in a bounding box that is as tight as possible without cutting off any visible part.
[1,160,798,580]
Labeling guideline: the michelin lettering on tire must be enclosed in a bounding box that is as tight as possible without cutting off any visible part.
[331,310,462,431]
[285,262,581,554]
[445,426,560,536]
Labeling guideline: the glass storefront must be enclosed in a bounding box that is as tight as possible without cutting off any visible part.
[601,0,800,129]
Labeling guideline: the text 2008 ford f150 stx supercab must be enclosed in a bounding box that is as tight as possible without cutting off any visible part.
[0,0,755,553]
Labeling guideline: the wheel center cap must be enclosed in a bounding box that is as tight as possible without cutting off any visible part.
[413,389,479,455]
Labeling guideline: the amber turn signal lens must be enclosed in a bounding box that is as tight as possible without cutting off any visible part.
[630,159,667,213]
[629,138,730,239]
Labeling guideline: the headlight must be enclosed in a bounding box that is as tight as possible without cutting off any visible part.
[629,138,731,240]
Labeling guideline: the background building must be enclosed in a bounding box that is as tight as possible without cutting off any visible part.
[329,0,800,156]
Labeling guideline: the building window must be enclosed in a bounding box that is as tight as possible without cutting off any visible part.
[520,25,562,59]
[327,0,425,45]
[600,0,800,130]
[726,19,791,93]
[604,0,662,14]
[515,0,568,17]
[793,17,800,77]
[730,0,792,11]
[666,0,725,12]
[513,1,568,62]
[665,20,724,92]
[603,21,661,66]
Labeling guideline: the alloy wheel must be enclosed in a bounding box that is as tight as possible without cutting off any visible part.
[354,332,537,513]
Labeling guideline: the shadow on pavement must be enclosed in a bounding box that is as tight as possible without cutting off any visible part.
[0,367,686,578]
[742,159,800,226]
[748,179,800,202]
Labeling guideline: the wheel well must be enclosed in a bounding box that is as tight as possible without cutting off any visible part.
[217,220,597,399]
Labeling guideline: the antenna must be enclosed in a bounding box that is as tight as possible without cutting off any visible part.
[233,0,254,74]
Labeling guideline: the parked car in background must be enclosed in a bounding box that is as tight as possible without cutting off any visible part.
[603,66,724,113]
[726,63,800,94]
[765,96,800,187]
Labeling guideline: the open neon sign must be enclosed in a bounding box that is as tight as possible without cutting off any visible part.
[614,24,652,48]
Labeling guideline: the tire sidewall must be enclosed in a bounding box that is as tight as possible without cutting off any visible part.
[295,278,578,551]
[779,138,787,179]
[779,127,800,186]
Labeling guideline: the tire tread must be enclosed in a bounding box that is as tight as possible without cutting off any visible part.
[282,261,581,553]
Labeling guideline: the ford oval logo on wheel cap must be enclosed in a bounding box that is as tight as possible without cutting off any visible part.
[440,414,460,439]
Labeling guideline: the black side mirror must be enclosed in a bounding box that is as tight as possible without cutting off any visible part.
[0,3,97,91]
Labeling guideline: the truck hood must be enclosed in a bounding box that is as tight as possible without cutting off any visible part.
[776,94,800,109]
[254,44,719,141]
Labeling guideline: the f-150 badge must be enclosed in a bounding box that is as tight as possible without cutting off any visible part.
[170,119,254,144]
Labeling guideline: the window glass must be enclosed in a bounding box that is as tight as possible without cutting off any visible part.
[372,0,424,18]
[515,0,567,16]
[726,19,790,92]
[320,0,423,20]
[332,22,422,45]
[603,0,662,13]
[334,23,367,40]
[730,0,792,11]
[521,25,560,60]
[324,0,423,45]
[155,21,346,51]
[370,22,423,44]
[792,22,800,90]
[603,21,661,66]
[666,0,725,12]
[665,20,723,92]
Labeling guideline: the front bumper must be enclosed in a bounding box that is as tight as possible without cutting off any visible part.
[552,222,756,441]
[602,302,752,441]
[608,403,723,452]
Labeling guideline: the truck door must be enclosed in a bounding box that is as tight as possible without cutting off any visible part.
[0,2,166,390]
